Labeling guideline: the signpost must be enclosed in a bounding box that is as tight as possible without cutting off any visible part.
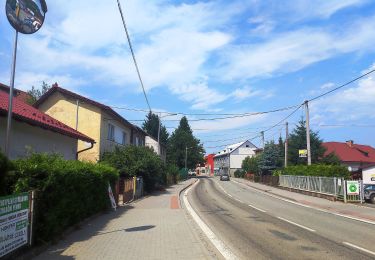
[346,180,360,196]
[299,149,307,158]
[0,193,30,258]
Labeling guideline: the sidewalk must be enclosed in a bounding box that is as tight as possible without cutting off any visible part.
[233,177,375,223]
[33,179,217,260]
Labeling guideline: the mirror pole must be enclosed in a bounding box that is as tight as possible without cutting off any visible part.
[5,30,19,158]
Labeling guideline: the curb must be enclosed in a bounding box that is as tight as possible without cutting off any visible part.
[178,178,198,209]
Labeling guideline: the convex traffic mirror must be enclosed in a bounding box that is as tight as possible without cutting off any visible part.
[6,0,47,34]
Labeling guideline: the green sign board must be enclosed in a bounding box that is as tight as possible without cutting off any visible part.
[346,181,360,195]
[0,193,29,258]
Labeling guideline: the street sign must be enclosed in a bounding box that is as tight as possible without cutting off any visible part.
[346,180,360,195]
[6,0,48,34]
[299,149,307,158]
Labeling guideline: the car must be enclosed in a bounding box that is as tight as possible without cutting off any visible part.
[364,184,375,203]
[188,171,196,177]
[220,173,230,181]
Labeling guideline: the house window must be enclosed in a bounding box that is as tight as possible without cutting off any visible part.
[246,145,249,147]
[122,132,127,145]
[108,123,115,141]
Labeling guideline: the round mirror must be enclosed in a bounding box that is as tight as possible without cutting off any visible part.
[5,0,47,34]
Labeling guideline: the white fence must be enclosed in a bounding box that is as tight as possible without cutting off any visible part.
[279,175,343,196]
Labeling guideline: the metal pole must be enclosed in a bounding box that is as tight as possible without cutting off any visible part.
[29,190,36,246]
[75,100,80,130]
[185,146,187,170]
[304,101,312,165]
[261,131,265,149]
[5,31,19,157]
[285,122,288,167]
[157,113,161,155]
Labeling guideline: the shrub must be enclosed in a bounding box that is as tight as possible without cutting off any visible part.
[234,169,245,178]
[11,153,119,244]
[279,164,350,179]
[166,163,179,185]
[242,156,260,175]
[0,152,13,195]
[101,146,164,192]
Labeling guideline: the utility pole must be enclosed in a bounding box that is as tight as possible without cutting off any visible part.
[285,122,288,167]
[304,100,312,165]
[157,113,161,155]
[185,146,188,170]
[261,131,265,149]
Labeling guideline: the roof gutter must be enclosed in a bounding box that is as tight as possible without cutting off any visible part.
[76,141,95,160]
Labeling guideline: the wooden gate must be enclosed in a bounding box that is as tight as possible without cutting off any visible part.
[118,177,134,204]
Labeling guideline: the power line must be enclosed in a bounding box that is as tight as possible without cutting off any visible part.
[204,134,262,149]
[116,0,152,112]
[308,69,375,102]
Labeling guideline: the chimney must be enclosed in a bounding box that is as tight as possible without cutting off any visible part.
[346,140,354,148]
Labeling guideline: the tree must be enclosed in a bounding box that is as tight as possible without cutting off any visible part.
[288,119,326,165]
[259,141,283,174]
[320,152,341,165]
[242,156,260,175]
[167,116,205,169]
[26,81,51,104]
[278,136,285,167]
[142,112,169,144]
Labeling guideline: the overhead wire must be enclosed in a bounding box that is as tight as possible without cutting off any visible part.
[116,0,152,112]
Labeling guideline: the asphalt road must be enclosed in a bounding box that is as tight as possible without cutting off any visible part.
[187,177,375,260]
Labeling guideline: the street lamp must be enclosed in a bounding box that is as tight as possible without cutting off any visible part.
[4,0,48,157]
[157,112,177,156]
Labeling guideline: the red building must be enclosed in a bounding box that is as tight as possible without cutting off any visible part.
[205,154,215,176]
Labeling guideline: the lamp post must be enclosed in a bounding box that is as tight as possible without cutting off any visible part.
[157,112,177,156]
[4,0,48,157]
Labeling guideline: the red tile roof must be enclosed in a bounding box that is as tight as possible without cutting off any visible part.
[0,91,94,143]
[0,83,33,103]
[323,142,375,163]
[34,84,135,129]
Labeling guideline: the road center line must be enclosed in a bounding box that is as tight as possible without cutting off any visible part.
[248,204,266,213]
[277,217,316,232]
[183,180,239,260]
[343,242,375,256]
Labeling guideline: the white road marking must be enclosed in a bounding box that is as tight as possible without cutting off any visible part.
[277,217,316,232]
[248,204,267,213]
[343,242,375,256]
[231,180,375,226]
[234,198,243,203]
[183,180,239,260]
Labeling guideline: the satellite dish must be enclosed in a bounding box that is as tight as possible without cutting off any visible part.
[5,0,47,34]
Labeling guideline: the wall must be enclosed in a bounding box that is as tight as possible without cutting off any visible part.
[38,92,101,162]
[0,117,77,160]
[363,166,375,185]
[145,136,166,162]
[100,111,132,156]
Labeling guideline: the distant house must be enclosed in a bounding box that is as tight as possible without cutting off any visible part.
[34,84,146,162]
[0,91,94,159]
[205,154,215,176]
[323,140,375,179]
[145,135,166,163]
[214,140,258,175]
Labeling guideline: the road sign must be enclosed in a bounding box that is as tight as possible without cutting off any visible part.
[346,181,360,195]
[299,149,307,158]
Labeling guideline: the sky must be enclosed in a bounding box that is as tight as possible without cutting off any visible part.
[1,0,375,154]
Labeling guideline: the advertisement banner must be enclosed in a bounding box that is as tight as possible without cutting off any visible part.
[0,193,29,258]
[346,181,360,196]
[299,149,307,158]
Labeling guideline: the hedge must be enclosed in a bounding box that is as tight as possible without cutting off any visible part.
[10,153,119,244]
[0,151,13,195]
[277,164,350,179]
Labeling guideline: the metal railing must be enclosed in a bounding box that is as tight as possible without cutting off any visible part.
[279,175,345,198]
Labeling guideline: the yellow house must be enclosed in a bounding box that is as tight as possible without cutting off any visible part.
[34,84,146,162]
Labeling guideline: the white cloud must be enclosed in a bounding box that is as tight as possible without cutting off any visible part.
[230,87,262,101]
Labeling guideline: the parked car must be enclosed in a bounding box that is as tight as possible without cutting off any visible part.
[188,170,196,177]
[220,173,230,181]
[364,185,375,203]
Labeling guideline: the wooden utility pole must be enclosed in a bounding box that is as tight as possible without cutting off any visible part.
[304,101,312,165]
[285,122,288,167]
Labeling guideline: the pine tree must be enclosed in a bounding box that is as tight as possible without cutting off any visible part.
[259,141,282,174]
[142,112,169,144]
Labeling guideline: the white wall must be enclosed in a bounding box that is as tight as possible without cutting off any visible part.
[363,166,375,185]
[145,136,166,162]
[0,117,78,160]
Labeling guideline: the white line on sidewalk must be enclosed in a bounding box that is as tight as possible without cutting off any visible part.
[343,242,375,256]
[183,180,239,260]
[277,217,316,232]
[248,204,266,213]
[232,180,375,226]
[234,198,243,203]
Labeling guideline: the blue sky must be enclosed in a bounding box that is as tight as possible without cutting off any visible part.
[1,0,375,154]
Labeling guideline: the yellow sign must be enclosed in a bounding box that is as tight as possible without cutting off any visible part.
[299,149,307,158]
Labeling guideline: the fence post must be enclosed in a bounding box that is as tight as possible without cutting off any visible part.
[29,190,36,246]
[343,180,347,203]
[360,180,364,204]
[319,177,322,193]
[307,176,310,191]
[334,177,337,198]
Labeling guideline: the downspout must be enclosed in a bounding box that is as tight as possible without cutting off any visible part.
[76,141,95,160]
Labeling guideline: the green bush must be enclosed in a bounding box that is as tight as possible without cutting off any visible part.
[279,164,350,178]
[0,152,13,195]
[11,153,119,244]
[242,156,260,175]
[101,146,164,192]
[166,164,179,185]
[234,169,245,178]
